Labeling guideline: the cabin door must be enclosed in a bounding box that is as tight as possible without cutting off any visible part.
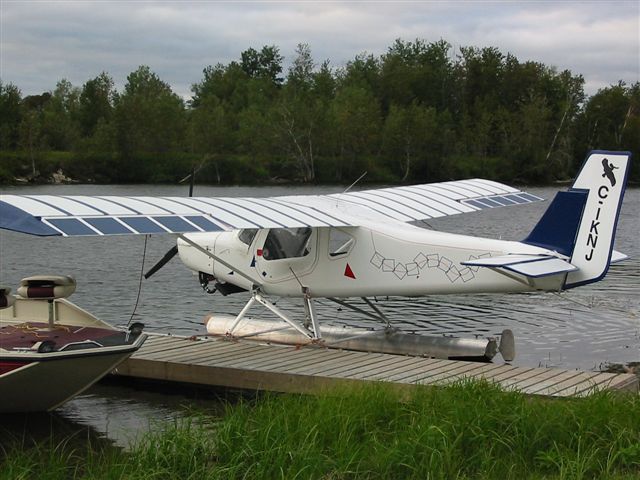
[254,228,318,283]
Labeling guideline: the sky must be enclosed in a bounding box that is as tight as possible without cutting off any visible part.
[1,1,638,99]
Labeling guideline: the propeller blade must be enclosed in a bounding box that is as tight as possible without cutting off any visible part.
[144,245,179,279]
[147,162,207,280]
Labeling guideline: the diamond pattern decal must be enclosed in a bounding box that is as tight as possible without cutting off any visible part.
[369,248,490,283]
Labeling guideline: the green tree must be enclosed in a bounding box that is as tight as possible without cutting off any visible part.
[459,46,504,112]
[379,39,453,111]
[18,92,51,177]
[383,102,437,181]
[18,110,43,177]
[3,38,637,186]
[79,72,115,137]
[313,60,336,102]
[115,66,185,156]
[337,53,380,94]
[240,45,284,85]
[581,82,635,149]
[330,85,382,181]
[270,43,327,182]
[0,81,22,150]
[577,82,640,179]
[40,79,81,151]
[187,95,231,183]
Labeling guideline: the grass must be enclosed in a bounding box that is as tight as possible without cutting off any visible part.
[1,381,639,479]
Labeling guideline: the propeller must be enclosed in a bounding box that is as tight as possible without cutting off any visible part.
[179,165,197,197]
[144,245,178,279]
[144,160,206,279]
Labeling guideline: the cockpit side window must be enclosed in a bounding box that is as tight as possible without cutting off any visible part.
[263,228,312,261]
[238,229,258,246]
[329,228,355,257]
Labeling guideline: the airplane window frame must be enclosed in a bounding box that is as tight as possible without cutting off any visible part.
[262,228,313,261]
[238,229,258,246]
[328,228,355,258]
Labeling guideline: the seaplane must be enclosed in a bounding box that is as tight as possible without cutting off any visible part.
[0,150,632,362]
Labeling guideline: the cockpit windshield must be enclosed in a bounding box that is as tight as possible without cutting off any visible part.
[263,228,312,260]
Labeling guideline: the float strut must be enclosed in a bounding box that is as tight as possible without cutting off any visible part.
[228,290,315,340]
[361,297,391,328]
[303,287,322,340]
[227,295,257,335]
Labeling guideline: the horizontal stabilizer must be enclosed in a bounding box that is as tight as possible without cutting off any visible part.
[504,258,578,277]
[462,254,577,278]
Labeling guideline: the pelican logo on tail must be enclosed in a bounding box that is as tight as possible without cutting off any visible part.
[602,158,619,186]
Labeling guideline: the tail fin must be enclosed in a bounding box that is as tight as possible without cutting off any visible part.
[524,150,632,289]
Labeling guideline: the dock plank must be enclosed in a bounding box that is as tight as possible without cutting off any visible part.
[132,336,197,355]
[139,340,232,362]
[295,353,390,377]
[335,355,416,380]
[139,341,257,362]
[518,370,587,395]
[261,349,360,373]
[159,344,259,364]
[396,359,468,384]
[545,372,619,397]
[358,357,424,380]
[417,361,492,386]
[162,340,278,364]
[114,335,639,398]
[598,372,639,393]
[281,351,364,375]
[383,358,449,382]
[176,342,267,363]
[213,346,314,370]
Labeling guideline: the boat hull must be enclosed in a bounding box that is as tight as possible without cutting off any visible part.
[0,297,147,413]
[0,343,141,412]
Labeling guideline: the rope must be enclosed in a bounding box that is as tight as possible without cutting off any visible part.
[0,322,70,338]
[127,234,149,327]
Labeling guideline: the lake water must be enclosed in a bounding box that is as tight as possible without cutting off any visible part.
[1,184,638,446]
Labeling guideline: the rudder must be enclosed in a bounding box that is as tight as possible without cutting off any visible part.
[565,150,632,288]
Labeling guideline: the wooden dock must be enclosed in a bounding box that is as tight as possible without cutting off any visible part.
[112,334,639,398]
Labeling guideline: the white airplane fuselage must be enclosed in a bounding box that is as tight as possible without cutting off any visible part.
[178,220,561,298]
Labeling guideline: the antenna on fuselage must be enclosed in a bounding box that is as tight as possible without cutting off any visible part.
[342,171,368,195]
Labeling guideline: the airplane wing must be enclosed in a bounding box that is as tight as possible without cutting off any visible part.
[0,179,542,237]
[323,178,542,222]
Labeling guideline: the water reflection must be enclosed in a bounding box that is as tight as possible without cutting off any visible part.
[0,381,238,451]
[0,409,113,454]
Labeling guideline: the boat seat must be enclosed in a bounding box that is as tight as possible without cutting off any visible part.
[17,275,76,300]
[0,286,16,309]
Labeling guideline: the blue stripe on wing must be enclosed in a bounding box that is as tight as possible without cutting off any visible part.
[0,200,61,236]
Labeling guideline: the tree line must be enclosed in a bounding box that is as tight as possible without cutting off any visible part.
[1,40,638,185]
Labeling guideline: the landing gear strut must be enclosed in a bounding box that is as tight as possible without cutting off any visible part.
[227,289,318,340]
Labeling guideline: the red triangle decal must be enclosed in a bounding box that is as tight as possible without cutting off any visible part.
[344,263,356,279]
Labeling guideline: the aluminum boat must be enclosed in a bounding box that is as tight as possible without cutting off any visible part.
[0,275,146,413]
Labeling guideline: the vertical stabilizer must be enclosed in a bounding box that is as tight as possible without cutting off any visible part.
[564,150,632,288]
